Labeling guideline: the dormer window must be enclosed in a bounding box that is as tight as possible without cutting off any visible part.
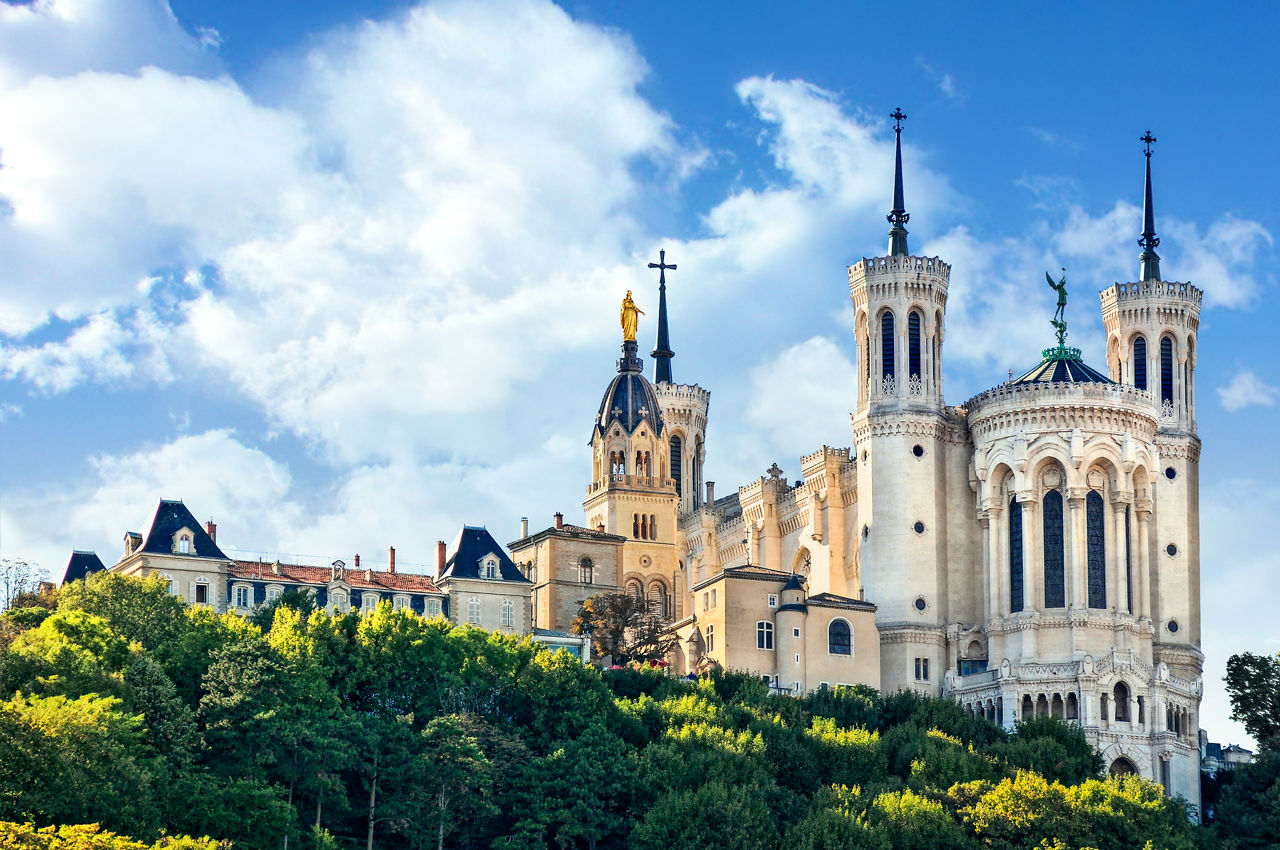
[179,538,190,554]
[482,558,498,579]
[172,529,195,555]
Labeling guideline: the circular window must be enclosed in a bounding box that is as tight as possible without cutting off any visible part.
[913,521,926,534]
[1166,543,1178,557]
[1165,466,1177,480]
[914,597,927,612]
[912,444,924,458]
[1168,620,1180,633]
[640,555,651,567]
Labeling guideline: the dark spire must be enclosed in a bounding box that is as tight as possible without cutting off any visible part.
[1138,131,1161,282]
[887,108,910,256]
[648,249,677,383]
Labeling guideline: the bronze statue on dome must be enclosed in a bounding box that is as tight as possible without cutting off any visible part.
[1046,270,1068,346]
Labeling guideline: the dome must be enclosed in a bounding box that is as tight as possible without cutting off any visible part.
[595,340,665,437]
[1011,345,1113,386]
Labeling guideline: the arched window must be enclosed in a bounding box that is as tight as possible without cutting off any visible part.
[178,537,190,554]
[1043,489,1065,608]
[1086,490,1106,608]
[1125,506,1134,614]
[467,597,481,624]
[579,558,593,584]
[626,580,642,598]
[1160,336,1174,405]
[501,600,515,628]
[648,584,666,619]
[1114,682,1131,722]
[425,598,442,618]
[908,311,922,381]
[633,514,640,538]
[640,515,648,539]
[636,451,643,474]
[649,514,657,540]
[1009,495,1024,613]
[756,621,774,650]
[881,312,895,381]
[828,620,852,655]
[1133,336,1147,390]
[706,624,715,653]
[670,435,683,498]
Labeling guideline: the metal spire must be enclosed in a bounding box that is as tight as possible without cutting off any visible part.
[887,108,910,256]
[648,249,677,384]
[1138,131,1161,282]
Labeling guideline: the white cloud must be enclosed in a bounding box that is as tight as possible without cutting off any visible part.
[0,310,137,391]
[745,336,858,461]
[1217,370,1280,412]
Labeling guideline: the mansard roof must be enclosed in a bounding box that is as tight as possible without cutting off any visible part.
[229,560,441,594]
[140,500,229,560]
[63,550,107,585]
[438,526,530,583]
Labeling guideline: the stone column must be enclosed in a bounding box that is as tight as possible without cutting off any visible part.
[1067,488,1088,608]
[1135,501,1153,620]
[1111,492,1132,614]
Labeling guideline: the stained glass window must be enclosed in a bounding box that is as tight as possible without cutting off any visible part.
[1160,336,1174,404]
[908,311,922,379]
[1133,336,1147,390]
[1086,490,1106,608]
[1009,496,1024,612]
[828,620,851,655]
[881,312,895,379]
[670,435,682,498]
[1043,489,1065,608]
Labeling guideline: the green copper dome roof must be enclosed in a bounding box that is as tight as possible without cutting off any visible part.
[1011,345,1114,385]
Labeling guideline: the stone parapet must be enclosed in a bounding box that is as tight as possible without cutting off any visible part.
[964,382,1158,443]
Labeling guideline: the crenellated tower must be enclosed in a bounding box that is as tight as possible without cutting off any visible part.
[1099,132,1203,682]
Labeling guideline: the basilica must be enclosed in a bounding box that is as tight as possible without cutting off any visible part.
[512,122,1204,805]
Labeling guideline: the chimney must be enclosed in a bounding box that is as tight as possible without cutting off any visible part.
[597,523,605,533]
[388,546,396,574]
[706,481,715,505]
[554,512,563,530]
[520,516,529,538]
[204,520,217,543]
[354,553,360,568]
[436,540,447,576]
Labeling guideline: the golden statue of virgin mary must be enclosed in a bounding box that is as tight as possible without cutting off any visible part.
[620,290,644,341]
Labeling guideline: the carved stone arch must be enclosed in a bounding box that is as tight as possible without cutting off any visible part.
[986,460,1018,501]
[1084,453,1123,492]
[793,546,812,577]
[1026,451,1070,492]
[934,308,944,343]
[1107,333,1121,378]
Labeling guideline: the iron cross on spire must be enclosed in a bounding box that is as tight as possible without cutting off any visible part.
[648,249,677,288]
[1141,130,1157,157]
[891,107,907,133]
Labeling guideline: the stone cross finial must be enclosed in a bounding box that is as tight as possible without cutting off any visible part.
[767,463,784,479]
[1141,130,1157,157]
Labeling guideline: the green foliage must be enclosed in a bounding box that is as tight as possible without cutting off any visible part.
[247,588,316,632]
[994,715,1104,784]
[0,821,218,850]
[630,780,779,850]
[572,592,678,665]
[1224,652,1280,752]
[1211,749,1280,849]
[806,717,884,788]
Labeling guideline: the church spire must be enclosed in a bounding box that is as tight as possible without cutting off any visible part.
[887,108,910,257]
[648,249,677,384]
[1138,131,1162,282]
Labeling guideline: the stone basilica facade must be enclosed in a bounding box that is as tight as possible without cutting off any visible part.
[513,126,1203,805]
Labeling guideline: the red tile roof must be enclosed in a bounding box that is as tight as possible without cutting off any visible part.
[230,560,441,594]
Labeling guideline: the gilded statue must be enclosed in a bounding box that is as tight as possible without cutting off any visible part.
[620,290,644,341]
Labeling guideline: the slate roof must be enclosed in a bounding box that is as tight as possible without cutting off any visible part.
[62,550,107,585]
[438,526,531,583]
[595,371,664,438]
[229,561,442,593]
[808,592,878,612]
[512,522,626,549]
[140,500,230,560]
[1012,345,1114,385]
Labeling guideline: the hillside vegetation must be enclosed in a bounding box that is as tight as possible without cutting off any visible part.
[0,573,1218,849]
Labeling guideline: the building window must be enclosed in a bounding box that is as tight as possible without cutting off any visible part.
[234,586,250,609]
[908,310,922,380]
[194,583,209,605]
[467,597,481,624]
[756,621,774,650]
[710,589,716,609]
[1125,505,1133,614]
[266,586,282,601]
[648,583,667,619]
[579,558,594,584]
[881,311,895,380]
[162,576,175,595]
[627,580,643,599]
[633,514,640,538]
[828,620,851,655]
[706,624,714,653]
[792,627,800,638]
[671,435,683,498]
[362,594,378,613]
[178,537,190,554]
[649,514,657,540]
[425,598,442,617]
[1133,336,1147,390]
[483,559,498,579]
[914,657,930,681]
[1160,336,1174,405]
[1086,490,1106,608]
[501,600,515,628]
[768,594,778,608]
[1043,489,1066,608]
[702,592,709,612]
[1009,495,1024,612]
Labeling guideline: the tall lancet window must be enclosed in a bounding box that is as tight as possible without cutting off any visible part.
[1086,490,1106,609]
[881,312,895,381]
[1133,336,1147,391]
[1160,337,1174,405]
[1125,505,1133,614]
[1043,489,1066,608]
[670,435,683,498]
[1009,496,1024,613]
[908,311,922,381]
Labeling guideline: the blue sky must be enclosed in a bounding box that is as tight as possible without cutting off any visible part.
[1,0,1276,747]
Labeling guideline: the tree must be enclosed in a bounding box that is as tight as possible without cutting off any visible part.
[0,560,49,612]
[1212,749,1280,849]
[630,780,778,850]
[1225,652,1280,752]
[249,588,318,632]
[571,593,677,665]
[419,716,492,850]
